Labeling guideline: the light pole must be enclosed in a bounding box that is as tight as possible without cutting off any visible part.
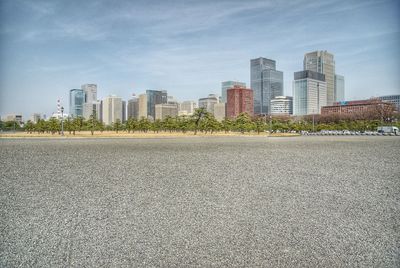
[61,106,64,136]
[269,115,272,135]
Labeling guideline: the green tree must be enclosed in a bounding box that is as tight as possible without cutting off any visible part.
[113,119,122,133]
[48,118,60,134]
[25,120,34,134]
[192,107,208,135]
[234,113,253,134]
[139,117,151,133]
[87,113,99,135]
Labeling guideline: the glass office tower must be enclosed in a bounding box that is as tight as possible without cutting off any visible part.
[334,74,345,102]
[250,57,283,115]
[69,89,85,117]
[146,90,168,120]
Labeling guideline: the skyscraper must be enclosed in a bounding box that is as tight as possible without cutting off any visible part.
[69,89,85,117]
[122,100,126,122]
[138,94,147,119]
[250,57,283,115]
[155,104,178,120]
[226,85,254,118]
[82,84,98,119]
[198,94,219,114]
[304,51,335,105]
[334,74,345,102]
[213,103,226,121]
[293,70,327,115]
[127,97,139,119]
[102,95,122,125]
[179,101,197,115]
[146,90,168,120]
[221,81,246,103]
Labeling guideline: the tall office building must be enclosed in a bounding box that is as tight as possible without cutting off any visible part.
[102,95,123,125]
[334,74,345,102]
[304,51,335,106]
[179,101,198,115]
[69,89,85,117]
[378,95,400,111]
[30,113,41,123]
[127,97,139,119]
[226,85,254,118]
[221,81,246,103]
[271,96,293,116]
[93,100,102,121]
[138,94,148,119]
[82,84,98,119]
[213,103,226,121]
[146,90,168,120]
[293,70,327,115]
[199,94,219,114]
[250,57,283,115]
[155,104,178,120]
[122,100,126,122]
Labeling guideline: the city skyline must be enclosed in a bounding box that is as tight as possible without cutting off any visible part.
[1,0,399,118]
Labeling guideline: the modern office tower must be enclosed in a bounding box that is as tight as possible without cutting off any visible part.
[334,74,345,102]
[127,97,139,119]
[138,94,148,119]
[102,95,123,125]
[199,94,219,114]
[82,84,98,119]
[226,85,254,118]
[271,96,293,116]
[293,70,327,115]
[4,114,23,122]
[91,101,102,121]
[122,100,126,122]
[378,95,400,111]
[304,51,335,106]
[145,90,168,120]
[69,89,85,117]
[221,81,246,103]
[30,113,41,123]
[179,101,198,115]
[155,103,178,120]
[250,57,283,115]
[213,103,226,121]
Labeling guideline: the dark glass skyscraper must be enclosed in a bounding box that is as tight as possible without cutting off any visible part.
[146,90,167,120]
[69,89,85,117]
[250,57,283,115]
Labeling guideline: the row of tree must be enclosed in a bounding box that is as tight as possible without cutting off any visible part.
[2,108,399,135]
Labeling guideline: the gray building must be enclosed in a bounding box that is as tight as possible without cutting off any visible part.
[179,101,197,116]
[221,81,246,103]
[334,74,345,102]
[199,94,219,114]
[122,100,126,122]
[304,51,335,106]
[250,57,283,115]
[293,70,327,115]
[69,89,85,117]
[146,90,168,120]
[30,113,41,123]
[155,103,178,120]
[127,97,139,119]
[82,84,98,119]
[378,95,400,111]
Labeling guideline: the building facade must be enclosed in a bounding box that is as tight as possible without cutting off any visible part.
[271,96,293,116]
[321,99,394,116]
[155,103,178,120]
[179,101,198,115]
[213,103,226,121]
[304,51,335,106]
[334,74,345,102]
[221,81,246,103]
[250,57,283,115]
[138,94,148,119]
[82,84,98,119]
[102,95,123,125]
[293,70,327,115]
[226,86,254,118]
[4,114,23,122]
[127,98,139,119]
[69,89,85,117]
[378,95,400,111]
[30,113,41,123]
[199,94,219,114]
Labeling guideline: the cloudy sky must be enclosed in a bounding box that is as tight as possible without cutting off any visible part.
[0,0,399,118]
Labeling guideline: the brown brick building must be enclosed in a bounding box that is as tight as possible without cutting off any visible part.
[227,86,254,118]
[321,99,393,116]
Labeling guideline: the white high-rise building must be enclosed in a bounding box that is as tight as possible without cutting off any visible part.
[213,103,226,121]
[138,94,148,119]
[304,51,335,106]
[82,84,98,119]
[102,95,122,125]
[198,94,219,114]
[179,101,197,116]
[293,70,327,115]
[271,96,293,116]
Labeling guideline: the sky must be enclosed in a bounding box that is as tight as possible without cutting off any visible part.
[0,0,399,118]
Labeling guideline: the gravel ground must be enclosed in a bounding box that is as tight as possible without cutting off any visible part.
[1,136,399,267]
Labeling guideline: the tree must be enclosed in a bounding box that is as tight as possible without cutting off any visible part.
[138,117,151,133]
[48,118,60,134]
[253,117,266,134]
[25,120,34,134]
[192,107,207,135]
[113,119,122,133]
[87,113,99,135]
[234,113,253,134]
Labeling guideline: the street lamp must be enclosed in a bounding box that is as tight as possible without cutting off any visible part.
[61,106,64,136]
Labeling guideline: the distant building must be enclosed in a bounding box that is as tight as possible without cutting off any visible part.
[122,100,126,122]
[155,103,178,120]
[213,103,226,121]
[82,84,98,119]
[378,95,400,111]
[179,101,198,115]
[226,85,254,118]
[127,97,139,119]
[304,51,335,106]
[199,94,219,114]
[221,81,246,103]
[146,90,168,120]
[4,114,23,123]
[250,57,283,115]
[271,96,293,116]
[93,100,102,121]
[30,113,41,123]
[293,70,327,115]
[321,99,394,116]
[69,89,85,117]
[138,94,148,119]
[334,74,345,102]
[102,95,123,125]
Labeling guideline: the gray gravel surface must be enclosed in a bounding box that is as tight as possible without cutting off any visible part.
[1,136,399,267]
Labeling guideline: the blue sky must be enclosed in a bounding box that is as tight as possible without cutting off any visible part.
[0,0,399,118]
